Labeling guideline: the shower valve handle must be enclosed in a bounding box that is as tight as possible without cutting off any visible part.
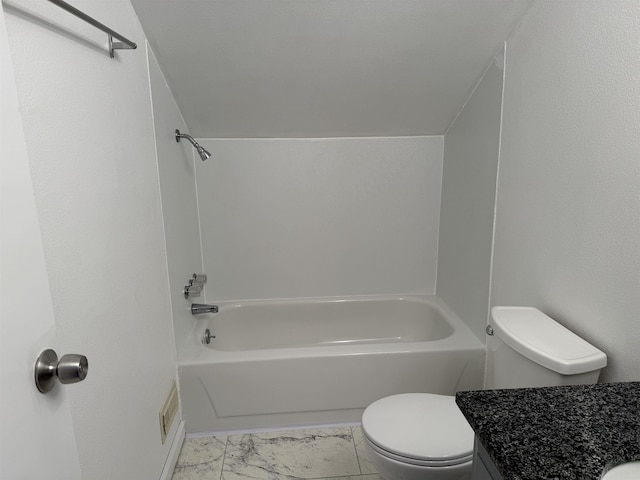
[191,273,207,285]
[184,273,207,298]
[184,284,202,299]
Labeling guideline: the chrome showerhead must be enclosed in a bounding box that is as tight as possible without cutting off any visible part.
[196,145,211,161]
[175,129,212,161]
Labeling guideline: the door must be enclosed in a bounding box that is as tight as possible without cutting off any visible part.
[0,7,82,479]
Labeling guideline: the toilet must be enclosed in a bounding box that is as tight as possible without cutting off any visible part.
[361,306,607,480]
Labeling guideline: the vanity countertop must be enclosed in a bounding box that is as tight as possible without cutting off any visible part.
[456,382,640,480]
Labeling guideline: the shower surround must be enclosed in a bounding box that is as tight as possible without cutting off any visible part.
[194,136,444,304]
[150,133,467,433]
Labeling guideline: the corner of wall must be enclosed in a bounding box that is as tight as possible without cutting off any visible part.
[147,40,204,361]
[437,42,505,348]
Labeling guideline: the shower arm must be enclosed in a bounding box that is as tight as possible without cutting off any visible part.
[175,130,199,148]
[175,129,212,161]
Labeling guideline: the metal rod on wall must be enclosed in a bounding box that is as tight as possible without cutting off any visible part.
[47,0,137,58]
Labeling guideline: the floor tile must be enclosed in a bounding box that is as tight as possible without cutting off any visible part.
[176,436,228,467]
[351,427,378,475]
[172,461,225,480]
[222,427,360,480]
[172,436,227,480]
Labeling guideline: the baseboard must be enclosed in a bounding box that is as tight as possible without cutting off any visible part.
[159,420,185,480]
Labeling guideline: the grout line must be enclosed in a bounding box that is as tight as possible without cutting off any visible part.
[350,425,364,475]
[219,436,229,480]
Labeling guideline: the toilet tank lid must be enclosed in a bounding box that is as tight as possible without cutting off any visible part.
[491,307,607,375]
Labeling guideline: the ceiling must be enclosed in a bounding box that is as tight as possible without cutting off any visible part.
[131,0,532,138]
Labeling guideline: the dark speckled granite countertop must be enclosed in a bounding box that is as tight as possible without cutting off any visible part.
[456,382,640,480]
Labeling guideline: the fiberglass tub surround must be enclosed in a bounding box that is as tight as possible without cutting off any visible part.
[178,295,484,433]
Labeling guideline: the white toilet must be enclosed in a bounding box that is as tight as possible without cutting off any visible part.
[361,306,607,480]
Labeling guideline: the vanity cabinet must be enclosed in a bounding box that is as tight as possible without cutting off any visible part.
[471,436,504,480]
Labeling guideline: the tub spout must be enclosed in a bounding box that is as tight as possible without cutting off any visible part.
[191,304,219,315]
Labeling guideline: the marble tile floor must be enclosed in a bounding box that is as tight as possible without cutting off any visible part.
[171,426,383,480]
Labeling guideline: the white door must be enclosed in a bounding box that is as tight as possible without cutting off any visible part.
[0,7,82,479]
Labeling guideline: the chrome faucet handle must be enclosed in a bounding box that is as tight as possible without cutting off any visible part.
[183,284,201,299]
[190,273,207,286]
[184,273,207,299]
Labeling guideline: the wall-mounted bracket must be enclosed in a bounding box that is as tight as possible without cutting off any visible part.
[108,35,136,58]
[47,0,137,60]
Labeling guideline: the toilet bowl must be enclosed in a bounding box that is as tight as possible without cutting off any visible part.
[361,393,473,480]
[361,307,607,480]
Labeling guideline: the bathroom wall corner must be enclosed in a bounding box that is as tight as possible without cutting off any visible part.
[148,44,205,354]
[437,51,505,342]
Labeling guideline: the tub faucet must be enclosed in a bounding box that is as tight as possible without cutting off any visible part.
[191,304,219,315]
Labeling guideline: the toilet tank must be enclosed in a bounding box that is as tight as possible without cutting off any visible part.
[486,307,607,389]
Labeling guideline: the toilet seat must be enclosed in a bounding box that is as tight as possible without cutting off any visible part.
[364,433,472,467]
[361,393,474,468]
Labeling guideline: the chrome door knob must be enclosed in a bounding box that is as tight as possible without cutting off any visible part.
[35,349,89,393]
[57,353,88,384]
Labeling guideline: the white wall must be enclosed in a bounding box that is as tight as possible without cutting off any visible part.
[492,1,640,382]
[437,53,504,341]
[196,137,443,301]
[148,48,204,353]
[3,1,179,478]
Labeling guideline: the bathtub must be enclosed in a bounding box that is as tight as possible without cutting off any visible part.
[178,295,484,433]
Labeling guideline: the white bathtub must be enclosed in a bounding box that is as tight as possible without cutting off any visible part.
[178,295,484,433]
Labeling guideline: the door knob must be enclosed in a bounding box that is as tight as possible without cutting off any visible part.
[35,349,88,394]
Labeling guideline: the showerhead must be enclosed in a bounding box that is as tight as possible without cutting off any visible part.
[196,145,212,161]
[175,129,212,161]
